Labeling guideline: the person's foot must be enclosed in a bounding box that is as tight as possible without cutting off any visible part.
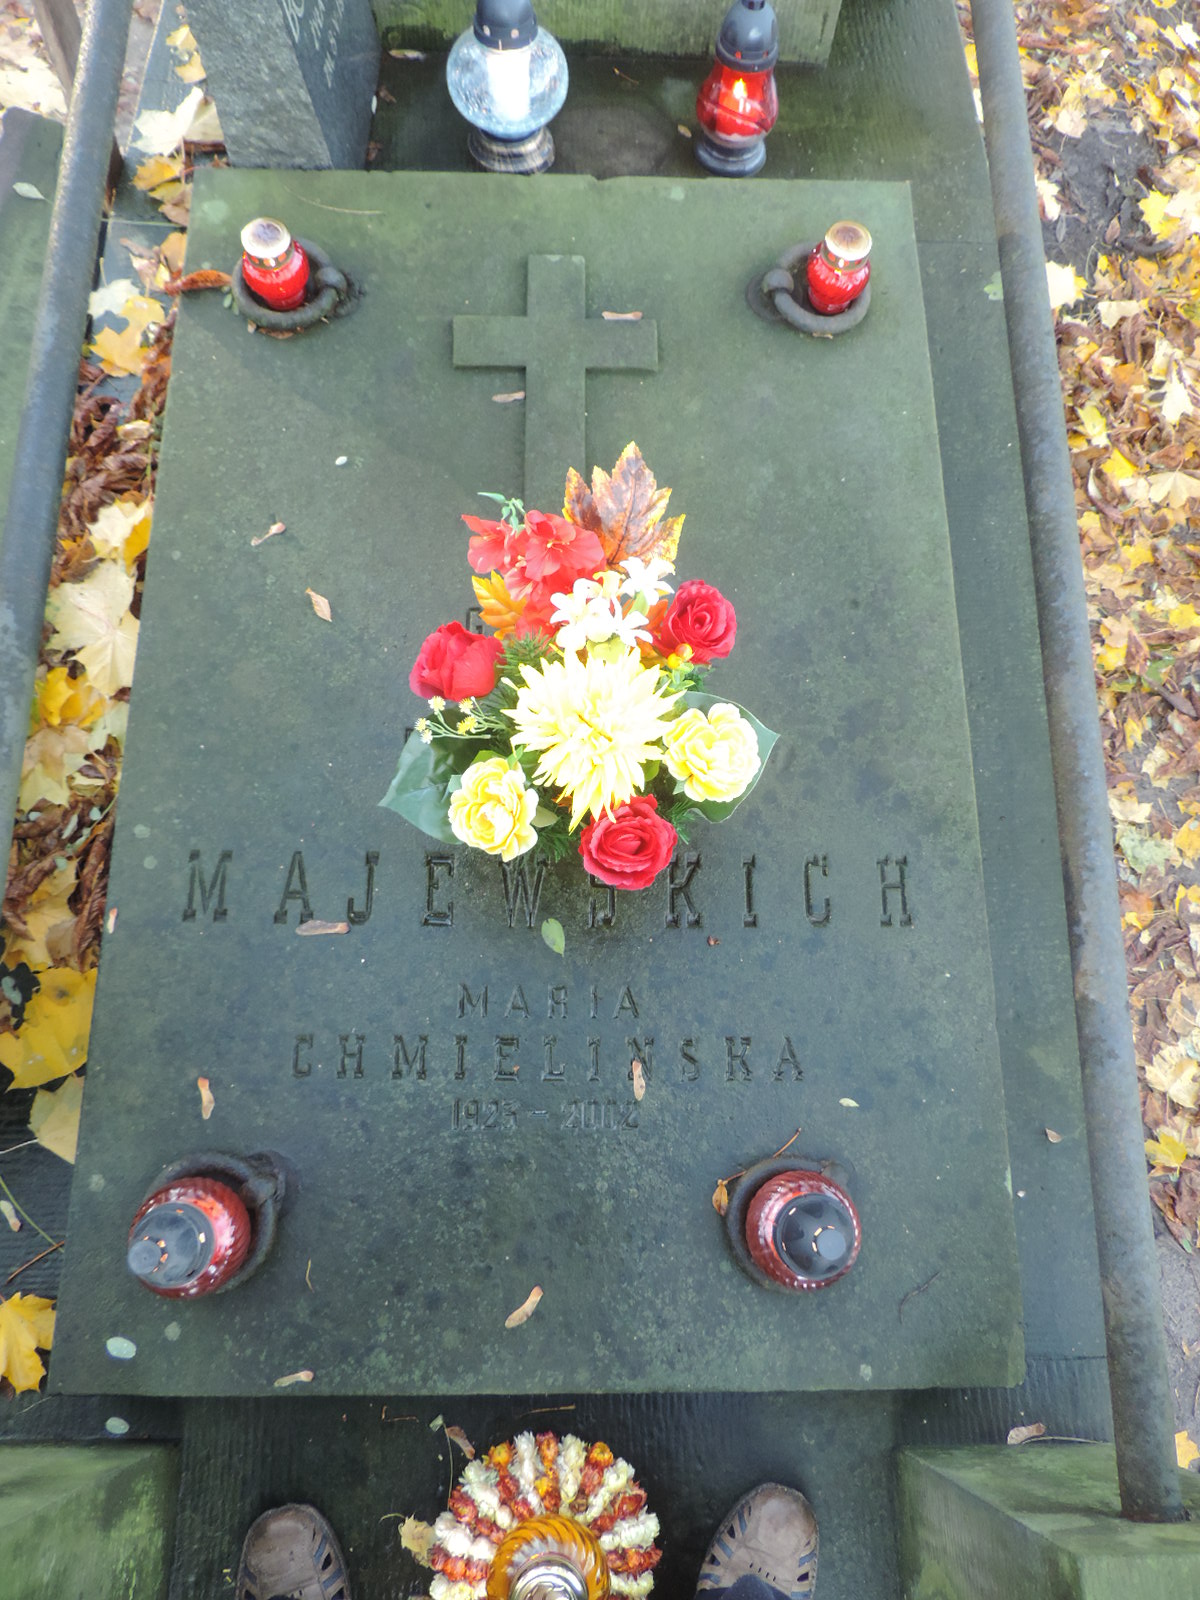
[695,1483,818,1600]
[235,1503,351,1600]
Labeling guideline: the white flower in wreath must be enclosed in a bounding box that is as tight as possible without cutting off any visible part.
[618,555,675,602]
[550,577,650,655]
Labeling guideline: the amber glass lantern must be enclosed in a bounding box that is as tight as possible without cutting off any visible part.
[487,1517,611,1600]
[694,0,779,177]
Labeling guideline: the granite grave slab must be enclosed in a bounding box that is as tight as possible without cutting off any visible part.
[52,171,1022,1396]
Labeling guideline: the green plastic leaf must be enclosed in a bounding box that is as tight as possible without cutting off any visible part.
[672,692,779,823]
[379,734,481,844]
[541,917,566,957]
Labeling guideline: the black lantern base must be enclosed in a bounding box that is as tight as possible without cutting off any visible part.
[468,125,555,175]
[694,130,766,177]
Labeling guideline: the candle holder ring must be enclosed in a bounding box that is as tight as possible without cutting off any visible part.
[233,238,353,332]
[135,1149,287,1293]
[746,242,871,336]
[724,1153,861,1291]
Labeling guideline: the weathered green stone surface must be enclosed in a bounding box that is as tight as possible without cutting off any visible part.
[898,1445,1200,1600]
[373,0,842,65]
[53,170,1020,1396]
[0,1443,179,1600]
[0,111,60,523]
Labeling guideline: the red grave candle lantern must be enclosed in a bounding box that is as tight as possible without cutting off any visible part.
[240,217,311,312]
[695,0,779,178]
[744,1167,861,1289]
[806,221,873,315]
[127,1174,252,1298]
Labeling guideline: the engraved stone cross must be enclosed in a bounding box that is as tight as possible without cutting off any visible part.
[453,254,659,513]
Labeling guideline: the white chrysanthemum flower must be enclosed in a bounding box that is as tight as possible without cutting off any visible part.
[586,1460,634,1520]
[558,1436,587,1506]
[514,1433,542,1501]
[507,650,680,829]
[470,1536,497,1562]
[610,1574,655,1598]
[439,1525,475,1558]
[600,1510,661,1550]
[618,555,675,601]
[433,1511,461,1542]
[431,1578,479,1600]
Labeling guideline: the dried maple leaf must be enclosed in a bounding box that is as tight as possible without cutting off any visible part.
[0,1294,56,1393]
[472,571,527,636]
[562,442,684,567]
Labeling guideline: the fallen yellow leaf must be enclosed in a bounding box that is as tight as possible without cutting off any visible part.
[46,563,139,695]
[0,1294,55,1393]
[1176,819,1200,863]
[711,1178,730,1216]
[90,322,146,377]
[29,1073,84,1163]
[1177,1430,1199,1469]
[0,968,97,1088]
[1146,1132,1189,1169]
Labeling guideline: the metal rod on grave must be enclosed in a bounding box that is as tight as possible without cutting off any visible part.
[0,0,135,872]
[971,0,1184,1523]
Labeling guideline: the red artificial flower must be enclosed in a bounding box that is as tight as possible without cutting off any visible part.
[515,510,605,592]
[410,621,504,700]
[658,579,737,663]
[579,795,677,891]
[462,515,521,581]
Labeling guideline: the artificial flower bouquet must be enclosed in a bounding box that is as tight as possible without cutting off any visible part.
[381,444,776,892]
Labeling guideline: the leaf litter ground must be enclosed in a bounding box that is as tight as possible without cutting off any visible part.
[2,0,1199,1398]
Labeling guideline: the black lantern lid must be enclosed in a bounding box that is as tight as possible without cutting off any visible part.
[714,0,779,71]
[774,1190,854,1284]
[474,0,538,49]
[127,1202,215,1288]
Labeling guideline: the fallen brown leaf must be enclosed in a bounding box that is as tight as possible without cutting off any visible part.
[251,521,286,546]
[492,390,525,404]
[1045,1127,1063,1143]
[505,1285,543,1328]
[632,1059,646,1101]
[1006,1422,1046,1446]
[273,1369,315,1387]
[197,1076,215,1120]
[296,920,350,936]
[164,268,232,295]
[305,587,332,621]
[711,1178,730,1217]
[444,1424,476,1459]
[601,311,644,321]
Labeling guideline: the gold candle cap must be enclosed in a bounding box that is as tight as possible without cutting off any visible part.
[823,220,872,262]
[240,216,293,265]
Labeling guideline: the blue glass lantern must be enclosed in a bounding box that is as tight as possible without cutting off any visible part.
[446,0,569,173]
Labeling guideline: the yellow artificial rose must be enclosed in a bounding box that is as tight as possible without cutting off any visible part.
[663,703,760,803]
[447,757,539,860]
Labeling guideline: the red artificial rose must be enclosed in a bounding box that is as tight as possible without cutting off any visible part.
[658,579,737,664]
[409,621,504,700]
[579,795,678,891]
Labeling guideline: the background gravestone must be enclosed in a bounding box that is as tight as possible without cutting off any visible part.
[185,0,379,168]
[373,0,843,65]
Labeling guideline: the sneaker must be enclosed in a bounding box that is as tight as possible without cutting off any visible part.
[695,1483,818,1600]
[235,1503,351,1600]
